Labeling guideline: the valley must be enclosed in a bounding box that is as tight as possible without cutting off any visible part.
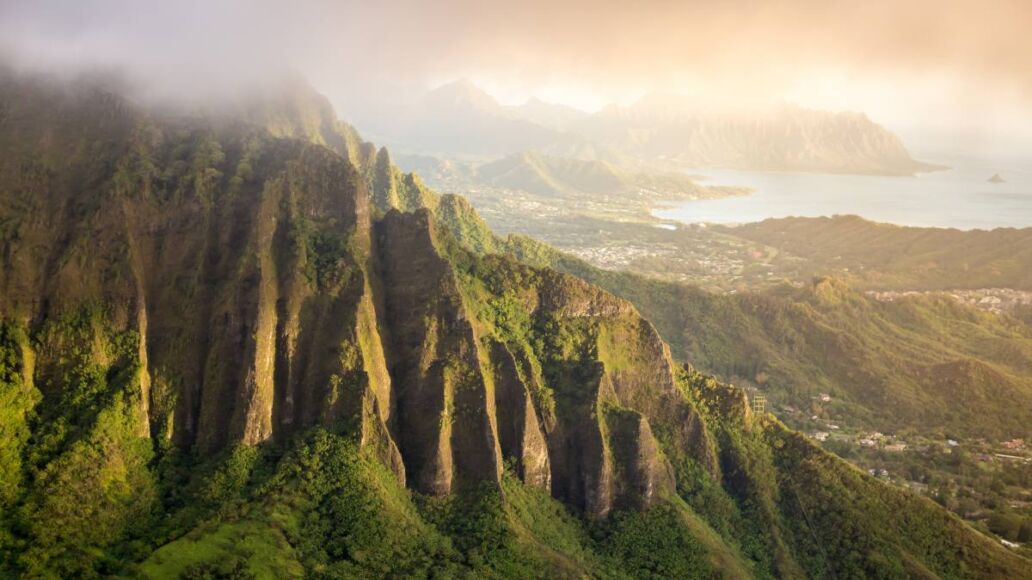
[2,70,1030,577]
[400,141,1032,554]
[5,0,1032,577]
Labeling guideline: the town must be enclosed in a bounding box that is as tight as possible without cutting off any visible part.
[767,392,1032,548]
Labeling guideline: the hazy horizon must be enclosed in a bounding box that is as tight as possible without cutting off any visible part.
[3,0,1032,157]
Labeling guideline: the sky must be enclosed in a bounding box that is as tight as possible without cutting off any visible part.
[3,0,1031,155]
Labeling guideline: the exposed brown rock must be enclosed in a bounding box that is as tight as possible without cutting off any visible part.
[375,209,504,494]
[604,407,676,511]
[0,77,716,520]
[489,340,551,489]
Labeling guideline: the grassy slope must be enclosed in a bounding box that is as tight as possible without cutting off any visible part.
[725,215,1032,290]
[503,234,1032,439]
[475,150,718,199]
[767,423,1028,579]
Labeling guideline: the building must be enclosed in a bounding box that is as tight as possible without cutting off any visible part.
[1001,438,1025,450]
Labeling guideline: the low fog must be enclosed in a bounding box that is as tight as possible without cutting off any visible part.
[2,0,1031,152]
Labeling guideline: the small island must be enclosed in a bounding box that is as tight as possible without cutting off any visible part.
[988,173,1006,183]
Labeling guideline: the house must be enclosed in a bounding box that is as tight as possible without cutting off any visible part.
[811,431,830,442]
[818,393,831,402]
[859,438,877,447]
[884,443,907,452]
[1001,438,1025,450]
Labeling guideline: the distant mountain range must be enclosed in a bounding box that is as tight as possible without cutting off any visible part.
[355,79,938,176]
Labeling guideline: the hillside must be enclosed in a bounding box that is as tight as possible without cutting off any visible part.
[503,234,1032,440]
[476,151,741,200]
[725,215,1032,290]
[0,72,1028,578]
[655,278,1032,440]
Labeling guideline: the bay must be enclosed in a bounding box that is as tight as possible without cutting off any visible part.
[654,154,1032,230]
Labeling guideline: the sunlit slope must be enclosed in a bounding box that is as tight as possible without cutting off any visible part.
[0,71,1027,578]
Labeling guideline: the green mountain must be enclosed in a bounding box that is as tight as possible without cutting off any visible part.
[503,232,1032,440]
[647,278,1032,440]
[0,71,1028,578]
[476,151,739,199]
[723,215,1032,290]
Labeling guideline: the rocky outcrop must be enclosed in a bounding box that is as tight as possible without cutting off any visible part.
[375,209,503,494]
[0,76,717,518]
[489,340,551,488]
[6,73,1032,580]
[371,209,707,513]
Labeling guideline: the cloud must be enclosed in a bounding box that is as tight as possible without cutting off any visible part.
[2,0,1031,133]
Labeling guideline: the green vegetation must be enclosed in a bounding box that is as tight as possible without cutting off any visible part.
[1,71,1029,578]
[0,309,157,577]
[0,322,37,509]
[725,215,1032,291]
[499,231,1032,440]
[475,150,741,201]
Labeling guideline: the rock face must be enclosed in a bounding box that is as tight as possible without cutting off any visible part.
[376,209,505,495]
[0,72,713,518]
[5,73,1032,579]
[371,209,712,515]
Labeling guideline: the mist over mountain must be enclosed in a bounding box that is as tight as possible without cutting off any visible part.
[507,97,589,131]
[2,69,1027,578]
[355,79,936,175]
[356,79,561,159]
[1,0,1031,576]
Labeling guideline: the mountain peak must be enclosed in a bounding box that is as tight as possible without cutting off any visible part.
[424,78,500,111]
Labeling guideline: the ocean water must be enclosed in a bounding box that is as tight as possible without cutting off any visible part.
[654,155,1032,230]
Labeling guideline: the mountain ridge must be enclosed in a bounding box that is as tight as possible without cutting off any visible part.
[356,79,937,176]
[475,150,745,200]
[0,71,1027,578]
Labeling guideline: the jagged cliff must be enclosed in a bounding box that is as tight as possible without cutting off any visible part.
[571,97,939,175]
[1,72,1028,578]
